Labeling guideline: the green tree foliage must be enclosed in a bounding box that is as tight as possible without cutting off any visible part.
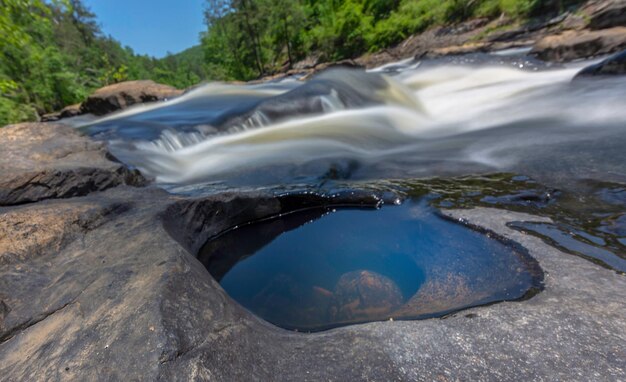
[202,0,587,80]
[0,0,209,125]
[1,0,587,125]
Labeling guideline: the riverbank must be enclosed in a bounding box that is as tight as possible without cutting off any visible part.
[264,0,626,80]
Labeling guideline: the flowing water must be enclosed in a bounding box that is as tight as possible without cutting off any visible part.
[76,50,626,327]
[78,53,626,192]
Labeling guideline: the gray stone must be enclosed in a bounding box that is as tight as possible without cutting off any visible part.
[80,80,183,116]
[585,0,626,30]
[531,27,626,61]
[0,119,624,381]
[0,123,145,205]
[0,184,624,380]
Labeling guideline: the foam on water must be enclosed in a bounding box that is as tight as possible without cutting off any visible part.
[80,54,626,189]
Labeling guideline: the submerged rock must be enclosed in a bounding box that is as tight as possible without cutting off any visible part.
[575,49,626,77]
[531,27,626,62]
[330,270,403,321]
[80,80,183,116]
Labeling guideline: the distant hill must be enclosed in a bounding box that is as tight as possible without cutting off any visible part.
[148,45,211,89]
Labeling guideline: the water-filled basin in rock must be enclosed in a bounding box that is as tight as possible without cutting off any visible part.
[198,200,542,331]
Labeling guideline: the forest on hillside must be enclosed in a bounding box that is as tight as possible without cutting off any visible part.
[0,0,208,125]
[1,0,578,125]
[201,0,574,79]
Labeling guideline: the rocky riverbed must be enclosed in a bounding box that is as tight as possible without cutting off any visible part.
[2,0,626,380]
[0,120,625,380]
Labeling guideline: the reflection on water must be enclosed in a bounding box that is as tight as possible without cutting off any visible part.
[199,200,542,331]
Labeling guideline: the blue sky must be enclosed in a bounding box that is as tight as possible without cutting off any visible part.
[83,0,206,58]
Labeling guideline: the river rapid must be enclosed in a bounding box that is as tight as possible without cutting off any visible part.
[77,49,626,272]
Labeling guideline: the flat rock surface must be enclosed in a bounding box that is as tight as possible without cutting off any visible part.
[0,180,624,381]
[0,123,144,205]
[585,0,626,30]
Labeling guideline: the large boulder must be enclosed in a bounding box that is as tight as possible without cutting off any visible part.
[575,48,626,77]
[0,123,145,205]
[531,27,626,62]
[80,80,183,116]
[584,0,626,30]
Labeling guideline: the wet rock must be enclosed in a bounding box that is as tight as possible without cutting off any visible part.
[0,123,145,205]
[223,68,410,131]
[574,49,626,77]
[300,59,364,80]
[330,270,403,321]
[531,27,626,62]
[80,80,183,116]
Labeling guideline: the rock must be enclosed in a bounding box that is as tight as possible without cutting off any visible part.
[0,123,145,205]
[292,55,321,70]
[0,181,625,380]
[561,12,588,31]
[354,50,399,69]
[330,270,403,321]
[424,42,492,58]
[574,48,626,77]
[40,103,82,122]
[80,80,183,116]
[300,59,364,80]
[584,0,626,30]
[531,27,626,62]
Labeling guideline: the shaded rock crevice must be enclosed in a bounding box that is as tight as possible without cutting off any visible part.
[161,190,385,256]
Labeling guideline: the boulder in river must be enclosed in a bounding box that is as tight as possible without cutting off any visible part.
[574,49,626,77]
[531,27,626,62]
[80,80,183,116]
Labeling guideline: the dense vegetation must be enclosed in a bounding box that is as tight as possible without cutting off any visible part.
[0,0,206,125]
[201,0,580,80]
[1,0,582,125]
